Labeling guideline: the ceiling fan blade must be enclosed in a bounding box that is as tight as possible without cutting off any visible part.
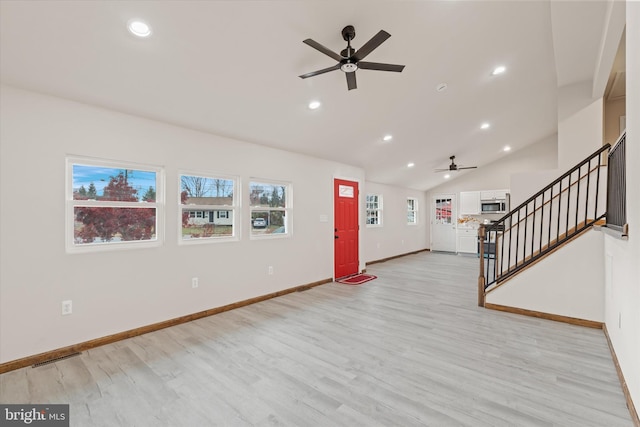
[302,39,343,62]
[358,62,405,72]
[346,72,357,90]
[457,166,478,170]
[352,30,391,61]
[299,64,341,79]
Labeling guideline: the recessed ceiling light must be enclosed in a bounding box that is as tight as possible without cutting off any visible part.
[492,66,506,76]
[127,20,152,37]
[481,123,490,130]
[436,83,448,92]
[383,134,393,142]
[308,100,321,110]
[503,146,511,152]
[407,162,415,168]
[444,174,451,179]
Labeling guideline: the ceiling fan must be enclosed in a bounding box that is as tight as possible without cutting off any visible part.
[299,25,405,91]
[435,156,478,172]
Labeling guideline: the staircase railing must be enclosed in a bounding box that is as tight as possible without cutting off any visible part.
[606,132,626,233]
[478,144,610,299]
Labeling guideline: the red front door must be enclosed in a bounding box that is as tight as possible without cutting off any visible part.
[334,179,359,279]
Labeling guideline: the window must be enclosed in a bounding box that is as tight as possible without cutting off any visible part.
[180,173,237,242]
[249,180,291,237]
[407,198,418,225]
[366,194,383,226]
[434,198,452,225]
[66,157,163,252]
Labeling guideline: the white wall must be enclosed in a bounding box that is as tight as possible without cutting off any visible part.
[363,182,428,263]
[486,229,605,322]
[0,86,365,363]
[557,82,604,170]
[425,135,558,245]
[489,4,638,413]
[604,1,640,412]
[604,97,626,146]
[427,135,558,196]
[509,169,560,208]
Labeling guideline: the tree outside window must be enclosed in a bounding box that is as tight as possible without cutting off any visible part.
[180,174,236,241]
[249,180,290,236]
[68,160,162,252]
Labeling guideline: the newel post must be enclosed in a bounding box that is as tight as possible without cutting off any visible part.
[478,224,486,307]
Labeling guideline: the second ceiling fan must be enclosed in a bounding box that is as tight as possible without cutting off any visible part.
[435,156,478,173]
[299,25,405,91]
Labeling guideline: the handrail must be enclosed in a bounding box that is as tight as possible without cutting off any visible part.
[487,143,610,233]
[480,144,610,291]
[500,164,603,235]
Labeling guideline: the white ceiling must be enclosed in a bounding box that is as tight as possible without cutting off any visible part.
[0,1,610,190]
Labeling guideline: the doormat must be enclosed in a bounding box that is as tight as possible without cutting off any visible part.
[336,274,377,285]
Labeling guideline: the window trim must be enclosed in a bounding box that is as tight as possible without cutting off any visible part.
[407,197,418,225]
[65,156,164,253]
[178,171,239,244]
[366,194,383,227]
[249,178,292,239]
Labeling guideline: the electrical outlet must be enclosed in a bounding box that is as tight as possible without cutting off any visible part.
[192,277,199,288]
[62,300,72,315]
[268,266,274,275]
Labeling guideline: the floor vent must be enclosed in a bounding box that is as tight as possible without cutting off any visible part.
[32,352,81,368]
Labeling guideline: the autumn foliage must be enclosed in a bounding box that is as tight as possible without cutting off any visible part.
[181,190,189,228]
[74,173,156,243]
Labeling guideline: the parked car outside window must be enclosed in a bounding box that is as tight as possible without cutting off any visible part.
[253,218,267,228]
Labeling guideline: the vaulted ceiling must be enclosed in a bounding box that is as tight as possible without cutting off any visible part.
[0,1,612,190]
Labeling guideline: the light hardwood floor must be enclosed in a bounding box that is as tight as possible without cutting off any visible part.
[0,252,633,426]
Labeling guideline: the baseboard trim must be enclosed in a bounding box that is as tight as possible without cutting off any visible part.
[484,303,603,329]
[603,324,640,426]
[0,278,333,375]
[366,249,430,266]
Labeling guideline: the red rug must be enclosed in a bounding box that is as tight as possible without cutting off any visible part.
[336,274,377,285]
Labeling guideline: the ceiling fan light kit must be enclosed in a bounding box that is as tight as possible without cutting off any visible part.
[299,25,405,91]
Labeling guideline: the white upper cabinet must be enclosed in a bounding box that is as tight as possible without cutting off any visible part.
[480,189,508,200]
[459,191,481,215]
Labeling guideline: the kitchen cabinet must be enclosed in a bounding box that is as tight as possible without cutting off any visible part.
[457,227,478,254]
[480,189,509,200]
[459,191,481,215]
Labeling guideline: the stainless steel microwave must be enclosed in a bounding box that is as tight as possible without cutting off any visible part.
[481,201,506,213]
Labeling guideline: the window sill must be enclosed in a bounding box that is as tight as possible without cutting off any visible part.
[66,238,162,254]
[179,236,239,245]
